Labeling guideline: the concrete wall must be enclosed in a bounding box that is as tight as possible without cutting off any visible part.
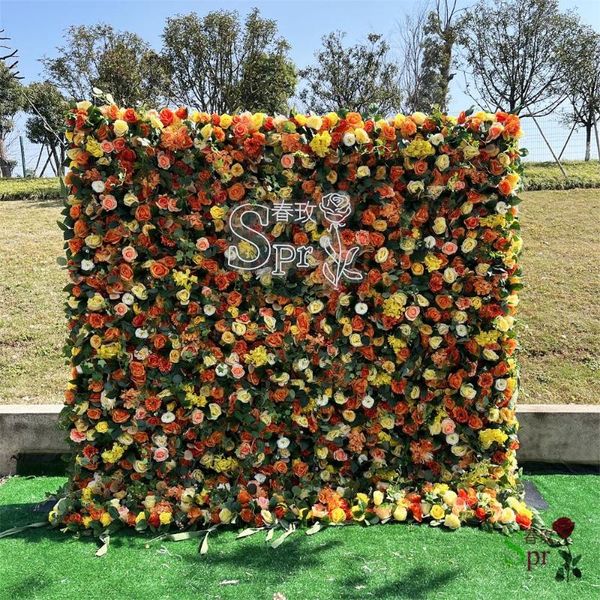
[0,404,598,475]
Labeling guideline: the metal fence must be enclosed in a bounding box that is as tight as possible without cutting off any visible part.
[518,115,599,163]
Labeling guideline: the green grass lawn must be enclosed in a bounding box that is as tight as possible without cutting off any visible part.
[0,177,62,201]
[523,161,600,191]
[0,474,597,600]
[1,188,598,405]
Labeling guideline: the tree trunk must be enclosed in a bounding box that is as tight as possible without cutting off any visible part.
[585,125,592,161]
[49,144,62,177]
[0,136,13,178]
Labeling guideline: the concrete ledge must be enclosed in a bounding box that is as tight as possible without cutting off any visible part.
[0,403,599,474]
[0,404,67,475]
[516,404,600,465]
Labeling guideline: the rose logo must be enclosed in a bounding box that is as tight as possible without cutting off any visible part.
[319,192,362,288]
[320,192,352,229]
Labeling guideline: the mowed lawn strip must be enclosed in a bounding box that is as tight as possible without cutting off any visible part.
[518,189,600,404]
[0,198,67,404]
[0,189,598,404]
[0,474,598,600]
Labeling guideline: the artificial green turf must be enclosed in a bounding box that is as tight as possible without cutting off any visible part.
[0,475,598,600]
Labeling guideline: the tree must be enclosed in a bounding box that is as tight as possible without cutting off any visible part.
[24,81,68,175]
[42,24,171,106]
[299,32,402,115]
[396,2,429,113]
[558,25,600,161]
[0,62,22,177]
[418,0,462,112]
[458,0,579,117]
[162,9,296,114]
[1,29,22,80]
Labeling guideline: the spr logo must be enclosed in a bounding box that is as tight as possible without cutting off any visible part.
[226,192,363,288]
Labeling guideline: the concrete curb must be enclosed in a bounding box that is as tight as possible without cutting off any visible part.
[0,403,599,474]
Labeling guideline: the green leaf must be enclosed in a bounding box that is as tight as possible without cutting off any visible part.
[573,568,582,578]
[166,530,206,542]
[0,521,48,539]
[271,526,295,549]
[572,555,582,566]
[95,533,110,557]
[198,531,210,555]
[236,527,263,539]
[305,522,322,536]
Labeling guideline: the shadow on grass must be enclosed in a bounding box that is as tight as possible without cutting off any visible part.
[339,566,459,600]
[19,197,63,209]
[3,575,52,599]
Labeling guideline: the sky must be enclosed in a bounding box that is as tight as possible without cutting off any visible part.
[1,0,599,168]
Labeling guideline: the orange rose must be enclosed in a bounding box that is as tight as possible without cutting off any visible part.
[413,160,428,176]
[149,261,170,278]
[112,409,130,423]
[346,112,363,128]
[73,219,89,238]
[119,263,134,282]
[228,182,245,201]
[400,120,417,138]
[273,461,288,474]
[130,362,146,382]
[135,204,152,222]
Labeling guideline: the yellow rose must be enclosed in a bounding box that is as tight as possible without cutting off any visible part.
[375,247,389,263]
[113,119,129,137]
[430,504,445,520]
[294,113,307,127]
[349,333,362,347]
[393,505,408,521]
[251,113,265,129]
[208,403,222,420]
[100,512,112,527]
[354,128,370,144]
[82,516,93,528]
[210,205,226,220]
[432,217,447,234]
[444,513,461,529]
[435,154,450,171]
[393,113,406,127]
[411,112,427,125]
[308,300,324,314]
[85,138,104,158]
[220,114,233,129]
[95,421,109,433]
[500,508,515,524]
[443,490,457,506]
[330,507,346,524]
[97,342,121,360]
[306,115,323,130]
[219,508,233,524]
[326,112,339,126]
[176,289,190,305]
[85,234,102,249]
[380,415,394,429]
[314,446,328,460]
[309,131,332,157]
[159,512,172,525]
[373,490,385,506]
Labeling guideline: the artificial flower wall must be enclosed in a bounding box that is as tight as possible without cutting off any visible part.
[51,103,533,535]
